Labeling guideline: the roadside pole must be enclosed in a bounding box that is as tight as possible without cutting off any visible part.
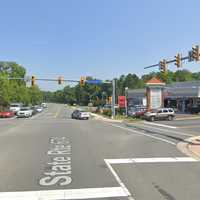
[125,87,128,117]
[111,79,116,119]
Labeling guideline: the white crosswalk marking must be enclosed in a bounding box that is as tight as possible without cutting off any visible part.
[0,187,128,200]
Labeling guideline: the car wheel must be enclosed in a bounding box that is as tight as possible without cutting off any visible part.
[150,116,155,121]
[168,115,173,121]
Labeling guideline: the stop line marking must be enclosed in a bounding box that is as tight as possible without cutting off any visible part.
[105,157,198,164]
[0,187,127,200]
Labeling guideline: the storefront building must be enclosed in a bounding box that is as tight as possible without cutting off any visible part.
[127,80,200,113]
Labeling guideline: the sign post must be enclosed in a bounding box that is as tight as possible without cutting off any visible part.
[125,87,128,116]
[111,79,116,119]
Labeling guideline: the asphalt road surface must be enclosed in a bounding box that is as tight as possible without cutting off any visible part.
[0,103,200,200]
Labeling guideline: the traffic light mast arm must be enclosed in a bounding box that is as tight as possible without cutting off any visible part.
[144,55,189,69]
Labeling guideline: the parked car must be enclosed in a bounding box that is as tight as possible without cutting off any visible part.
[41,103,47,108]
[0,111,15,118]
[9,103,23,113]
[35,106,43,113]
[17,107,33,118]
[128,107,137,117]
[31,106,38,115]
[71,110,80,119]
[190,106,200,114]
[71,110,90,120]
[128,106,147,117]
[144,108,175,121]
[135,107,147,117]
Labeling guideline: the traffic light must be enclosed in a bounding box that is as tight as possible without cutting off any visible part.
[31,76,36,86]
[58,76,64,85]
[80,77,86,86]
[159,59,167,73]
[192,45,200,61]
[175,53,182,68]
[108,96,112,104]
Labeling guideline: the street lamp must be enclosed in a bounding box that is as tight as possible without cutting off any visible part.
[125,87,128,116]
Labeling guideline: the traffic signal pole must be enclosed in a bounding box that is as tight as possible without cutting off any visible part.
[111,79,116,119]
[144,45,199,70]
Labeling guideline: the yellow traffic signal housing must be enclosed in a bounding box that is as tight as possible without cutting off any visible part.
[58,76,64,85]
[108,96,112,104]
[31,76,36,86]
[159,59,167,73]
[192,45,200,61]
[80,77,86,86]
[175,53,182,68]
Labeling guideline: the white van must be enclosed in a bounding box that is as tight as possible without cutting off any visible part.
[9,103,23,113]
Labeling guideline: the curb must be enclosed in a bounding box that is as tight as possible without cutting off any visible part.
[187,136,200,160]
[175,116,200,121]
[90,113,123,123]
[177,136,200,160]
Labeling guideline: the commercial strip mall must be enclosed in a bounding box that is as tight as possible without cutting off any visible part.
[127,77,200,113]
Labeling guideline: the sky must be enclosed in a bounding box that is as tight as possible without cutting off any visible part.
[0,0,200,91]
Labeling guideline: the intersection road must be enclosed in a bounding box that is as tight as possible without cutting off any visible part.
[0,103,199,200]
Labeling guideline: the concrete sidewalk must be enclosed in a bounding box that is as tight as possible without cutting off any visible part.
[175,113,200,121]
[178,136,200,160]
[187,136,200,159]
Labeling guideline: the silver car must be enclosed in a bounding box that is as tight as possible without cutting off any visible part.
[144,108,175,121]
[17,107,33,118]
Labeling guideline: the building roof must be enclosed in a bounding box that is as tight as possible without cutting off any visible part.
[167,81,200,88]
[146,77,165,85]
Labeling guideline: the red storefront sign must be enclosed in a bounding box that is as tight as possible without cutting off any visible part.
[118,96,126,108]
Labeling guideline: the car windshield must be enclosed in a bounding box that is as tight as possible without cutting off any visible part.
[20,108,29,111]
[10,105,20,107]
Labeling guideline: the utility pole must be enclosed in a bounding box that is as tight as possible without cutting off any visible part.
[111,79,116,119]
[125,87,128,117]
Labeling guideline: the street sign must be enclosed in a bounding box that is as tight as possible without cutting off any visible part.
[118,96,126,108]
[86,79,103,84]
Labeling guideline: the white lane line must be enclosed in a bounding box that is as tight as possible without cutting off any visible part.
[105,157,198,164]
[104,160,134,200]
[0,187,127,200]
[143,121,177,129]
[134,123,194,137]
[106,122,176,145]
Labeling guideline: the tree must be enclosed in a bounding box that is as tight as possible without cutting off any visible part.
[192,72,200,80]
[29,86,43,105]
[173,70,193,82]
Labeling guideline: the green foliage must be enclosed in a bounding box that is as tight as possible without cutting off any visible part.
[102,109,112,117]
[0,62,43,108]
[173,70,193,82]
[44,70,200,106]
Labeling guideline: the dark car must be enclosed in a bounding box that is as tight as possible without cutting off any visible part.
[190,106,200,114]
[31,106,38,115]
[71,110,80,119]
